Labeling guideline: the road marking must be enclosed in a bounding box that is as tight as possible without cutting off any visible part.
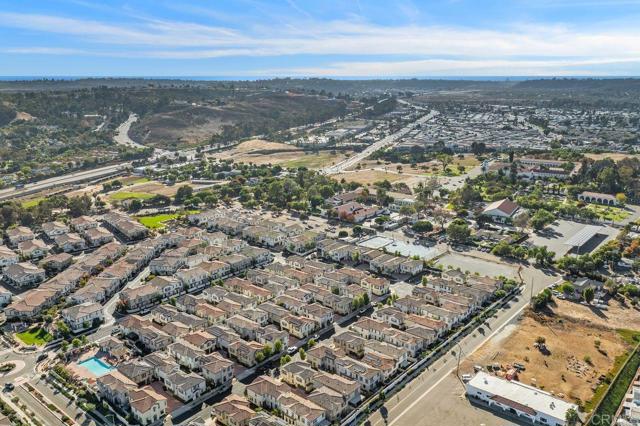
[376,298,530,426]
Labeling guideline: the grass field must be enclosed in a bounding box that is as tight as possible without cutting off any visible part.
[21,197,44,208]
[107,176,150,186]
[15,327,53,346]
[109,191,155,201]
[136,210,199,229]
[284,152,350,169]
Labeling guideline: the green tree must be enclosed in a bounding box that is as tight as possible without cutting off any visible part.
[274,339,283,353]
[174,185,194,204]
[529,209,555,231]
[412,221,433,233]
[447,219,470,243]
[565,408,579,426]
[583,286,595,304]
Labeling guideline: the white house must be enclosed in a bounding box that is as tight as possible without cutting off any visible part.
[481,199,521,223]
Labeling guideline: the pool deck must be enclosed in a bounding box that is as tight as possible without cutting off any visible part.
[69,349,116,382]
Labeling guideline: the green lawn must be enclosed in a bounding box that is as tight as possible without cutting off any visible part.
[136,210,199,229]
[109,191,155,201]
[21,197,44,208]
[15,327,53,346]
[586,204,630,222]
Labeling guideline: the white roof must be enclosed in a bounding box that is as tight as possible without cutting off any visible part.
[467,372,576,421]
[564,225,604,247]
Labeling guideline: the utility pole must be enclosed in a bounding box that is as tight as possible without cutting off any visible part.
[529,277,534,307]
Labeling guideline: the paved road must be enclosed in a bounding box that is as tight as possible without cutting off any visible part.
[0,163,129,201]
[321,111,437,175]
[366,264,560,426]
[15,384,67,426]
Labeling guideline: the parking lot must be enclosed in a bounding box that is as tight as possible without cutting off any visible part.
[437,251,519,279]
[528,219,619,259]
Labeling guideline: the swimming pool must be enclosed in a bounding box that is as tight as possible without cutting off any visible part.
[78,357,114,377]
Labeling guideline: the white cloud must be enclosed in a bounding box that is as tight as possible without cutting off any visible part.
[264,57,640,77]
[1,11,640,75]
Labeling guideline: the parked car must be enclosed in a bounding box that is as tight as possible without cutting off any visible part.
[461,374,472,382]
[3,383,14,392]
[286,346,298,355]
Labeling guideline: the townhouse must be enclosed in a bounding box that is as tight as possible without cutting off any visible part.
[41,221,69,238]
[3,262,46,287]
[18,239,49,259]
[306,345,339,372]
[164,371,207,402]
[148,276,182,300]
[128,386,167,426]
[83,226,114,247]
[201,351,234,387]
[180,330,217,354]
[167,341,206,370]
[194,302,226,325]
[312,371,361,406]
[40,252,73,273]
[226,314,261,341]
[220,254,252,274]
[281,361,317,392]
[281,314,317,339]
[70,215,99,232]
[228,339,264,367]
[176,266,210,291]
[96,370,137,408]
[0,245,18,268]
[302,303,334,329]
[334,331,367,358]
[334,357,383,393]
[6,226,34,247]
[103,212,149,241]
[4,288,57,320]
[117,360,154,386]
[55,233,86,253]
[120,285,162,313]
[61,302,104,332]
[212,395,256,426]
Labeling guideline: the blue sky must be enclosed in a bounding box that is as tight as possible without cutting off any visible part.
[1,0,640,77]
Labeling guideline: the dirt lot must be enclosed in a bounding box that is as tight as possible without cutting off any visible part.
[585,153,640,161]
[350,155,480,176]
[210,139,351,169]
[332,169,424,187]
[462,299,640,407]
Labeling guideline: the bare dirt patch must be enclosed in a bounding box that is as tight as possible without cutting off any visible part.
[462,299,640,407]
[211,139,351,169]
[332,169,425,188]
[584,153,640,162]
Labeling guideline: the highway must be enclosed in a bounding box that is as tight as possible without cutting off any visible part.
[365,263,561,426]
[0,163,130,202]
[321,110,437,175]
